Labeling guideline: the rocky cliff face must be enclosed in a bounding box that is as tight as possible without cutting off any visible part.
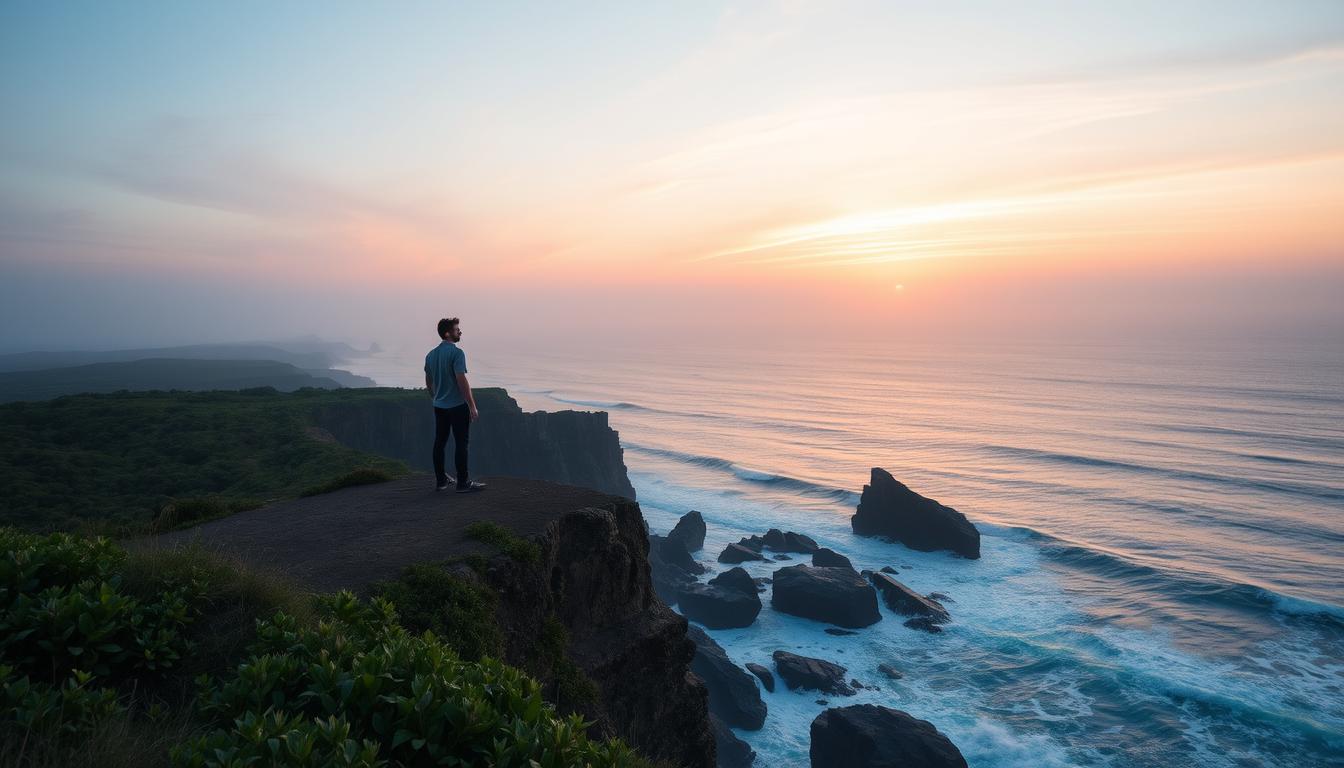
[308,387,636,498]
[480,495,715,767]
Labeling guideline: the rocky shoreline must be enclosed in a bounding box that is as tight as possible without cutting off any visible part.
[650,466,980,767]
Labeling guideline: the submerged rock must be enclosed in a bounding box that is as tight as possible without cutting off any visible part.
[669,510,707,552]
[719,542,767,564]
[927,592,954,603]
[711,714,756,768]
[851,468,980,559]
[903,617,944,633]
[772,650,854,696]
[812,548,853,569]
[824,628,857,636]
[879,566,898,575]
[869,572,950,631]
[771,565,881,628]
[745,662,775,692]
[680,567,762,629]
[877,664,903,680]
[687,625,767,730]
[810,704,968,768]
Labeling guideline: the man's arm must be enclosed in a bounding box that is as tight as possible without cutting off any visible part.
[456,372,478,421]
[425,372,434,398]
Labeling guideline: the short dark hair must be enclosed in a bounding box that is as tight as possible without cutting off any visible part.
[437,317,459,338]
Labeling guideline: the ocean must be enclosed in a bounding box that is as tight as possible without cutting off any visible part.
[348,337,1344,767]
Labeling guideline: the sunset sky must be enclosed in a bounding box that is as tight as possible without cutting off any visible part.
[2,1,1342,349]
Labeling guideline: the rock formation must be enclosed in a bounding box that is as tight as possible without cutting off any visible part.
[650,534,707,575]
[679,567,763,629]
[745,663,775,692]
[812,548,853,569]
[810,704,967,768]
[719,542,767,563]
[772,651,854,696]
[763,528,820,553]
[869,572,951,632]
[711,714,756,768]
[669,510,707,551]
[687,625,767,730]
[771,565,881,628]
[851,468,979,559]
[310,387,637,498]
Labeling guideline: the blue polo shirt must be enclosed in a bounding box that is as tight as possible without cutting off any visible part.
[424,341,468,409]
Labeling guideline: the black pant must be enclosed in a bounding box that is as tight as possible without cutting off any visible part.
[432,403,470,486]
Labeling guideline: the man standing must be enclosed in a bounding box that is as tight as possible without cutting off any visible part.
[425,317,485,493]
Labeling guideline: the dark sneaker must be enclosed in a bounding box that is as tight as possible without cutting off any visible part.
[436,476,456,491]
[456,480,486,493]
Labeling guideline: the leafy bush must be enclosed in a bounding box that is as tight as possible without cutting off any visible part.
[463,521,541,565]
[0,667,122,744]
[177,593,642,767]
[0,530,199,684]
[373,564,503,661]
[300,467,396,498]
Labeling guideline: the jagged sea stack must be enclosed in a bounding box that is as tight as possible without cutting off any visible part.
[851,468,980,559]
[810,704,967,768]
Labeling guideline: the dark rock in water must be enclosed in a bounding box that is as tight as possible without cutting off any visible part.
[772,650,854,696]
[763,528,820,553]
[669,510,707,552]
[850,678,864,690]
[810,704,968,768]
[869,573,951,629]
[687,625,767,730]
[772,565,881,628]
[753,577,771,592]
[880,566,898,574]
[719,542,767,564]
[737,535,767,552]
[927,592,954,603]
[745,662,775,692]
[851,468,980,559]
[651,534,707,575]
[647,537,698,604]
[903,617,944,633]
[710,714,756,768]
[680,567,762,629]
[774,554,793,561]
[878,664,903,680]
[824,628,857,636]
[816,699,829,705]
[812,548,853,569]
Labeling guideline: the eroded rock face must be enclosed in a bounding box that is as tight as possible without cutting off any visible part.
[772,651,854,696]
[719,543,767,564]
[809,705,967,768]
[687,625,767,731]
[311,387,637,498]
[680,567,763,629]
[869,572,950,631]
[648,537,698,605]
[711,714,756,768]
[771,565,881,628]
[812,548,853,569]
[669,510,707,551]
[485,501,714,767]
[851,468,979,559]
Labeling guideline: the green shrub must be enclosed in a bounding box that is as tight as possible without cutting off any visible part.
[299,467,396,498]
[464,521,541,565]
[373,564,503,661]
[178,593,642,767]
[0,530,199,683]
[0,667,122,743]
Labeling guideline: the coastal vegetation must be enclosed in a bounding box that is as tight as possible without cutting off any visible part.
[0,529,649,767]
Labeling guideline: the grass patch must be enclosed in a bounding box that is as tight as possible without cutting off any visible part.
[464,521,541,564]
[299,466,395,497]
[373,563,504,661]
[539,616,600,711]
[147,496,263,533]
[0,389,412,532]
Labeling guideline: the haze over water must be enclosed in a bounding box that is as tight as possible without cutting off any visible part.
[355,335,1344,767]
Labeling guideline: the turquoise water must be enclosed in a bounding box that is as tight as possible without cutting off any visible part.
[354,338,1344,767]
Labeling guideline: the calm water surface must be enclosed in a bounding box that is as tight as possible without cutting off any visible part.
[353,338,1344,767]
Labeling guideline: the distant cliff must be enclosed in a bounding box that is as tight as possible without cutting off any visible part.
[309,387,637,499]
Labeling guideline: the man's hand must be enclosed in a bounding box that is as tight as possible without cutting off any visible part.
[469,404,479,422]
